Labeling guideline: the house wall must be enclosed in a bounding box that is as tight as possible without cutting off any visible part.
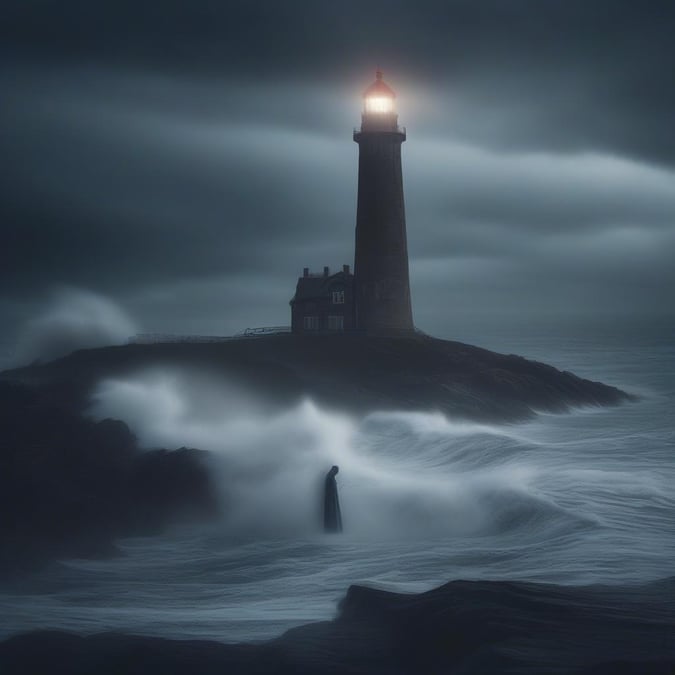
[291,274,356,333]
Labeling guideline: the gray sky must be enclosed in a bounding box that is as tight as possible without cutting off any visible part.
[2,0,674,342]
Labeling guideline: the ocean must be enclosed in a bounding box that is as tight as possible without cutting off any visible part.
[1,315,674,643]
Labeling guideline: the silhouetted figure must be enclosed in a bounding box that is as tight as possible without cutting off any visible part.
[324,465,342,533]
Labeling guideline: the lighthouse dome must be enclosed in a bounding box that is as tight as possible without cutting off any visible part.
[362,70,398,117]
[363,70,396,99]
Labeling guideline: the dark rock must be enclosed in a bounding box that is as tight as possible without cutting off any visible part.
[1,333,634,423]
[0,577,673,674]
[0,381,219,574]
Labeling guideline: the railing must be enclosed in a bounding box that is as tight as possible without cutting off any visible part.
[129,327,291,344]
[129,327,430,344]
[237,326,291,337]
[353,125,406,135]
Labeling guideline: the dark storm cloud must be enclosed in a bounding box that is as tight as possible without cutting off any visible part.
[2,70,355,292]
[1,0,674,342]
[4,0,674,164]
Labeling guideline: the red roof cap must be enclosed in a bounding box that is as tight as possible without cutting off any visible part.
[363,70,396,99]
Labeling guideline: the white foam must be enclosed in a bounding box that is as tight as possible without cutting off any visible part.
[89,368,551,540]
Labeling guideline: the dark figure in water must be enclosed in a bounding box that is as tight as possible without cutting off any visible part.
[324,465,343,533]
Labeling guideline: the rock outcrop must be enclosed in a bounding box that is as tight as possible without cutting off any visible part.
[0,381,218,573]
[1,577,673,674]
[2,333,633,423]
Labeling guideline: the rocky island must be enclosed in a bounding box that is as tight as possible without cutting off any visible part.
[0,333,632,572]
[3,333,632,422]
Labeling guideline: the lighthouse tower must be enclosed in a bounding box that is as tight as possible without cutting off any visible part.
[353,70,413,334]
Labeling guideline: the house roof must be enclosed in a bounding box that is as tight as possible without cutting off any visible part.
[290,270,353,304]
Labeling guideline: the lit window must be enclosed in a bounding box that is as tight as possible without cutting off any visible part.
[303,316,319,331]
[328,315,344,331]
[331,290,345,304]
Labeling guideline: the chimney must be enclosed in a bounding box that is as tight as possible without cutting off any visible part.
[343,264,350,275]
[323,266,329,277]
[303,267,309,277]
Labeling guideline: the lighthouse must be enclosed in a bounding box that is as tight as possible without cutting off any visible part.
[353,70,414,334]
[289,70,413,335]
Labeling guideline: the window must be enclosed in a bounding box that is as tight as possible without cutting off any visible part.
[303,315,319,331]
[328,315,344,331]
[331,290,345,304]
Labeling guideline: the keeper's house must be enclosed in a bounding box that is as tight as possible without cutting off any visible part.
[289,265,355,333]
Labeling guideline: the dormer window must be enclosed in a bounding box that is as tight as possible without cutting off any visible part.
[332,290,345,304]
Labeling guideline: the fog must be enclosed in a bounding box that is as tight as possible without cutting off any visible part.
[13,288,136,365]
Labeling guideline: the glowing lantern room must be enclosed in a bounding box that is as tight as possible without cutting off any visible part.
[361,70,399,131]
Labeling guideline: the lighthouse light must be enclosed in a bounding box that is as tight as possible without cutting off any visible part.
[365,96,394,114]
